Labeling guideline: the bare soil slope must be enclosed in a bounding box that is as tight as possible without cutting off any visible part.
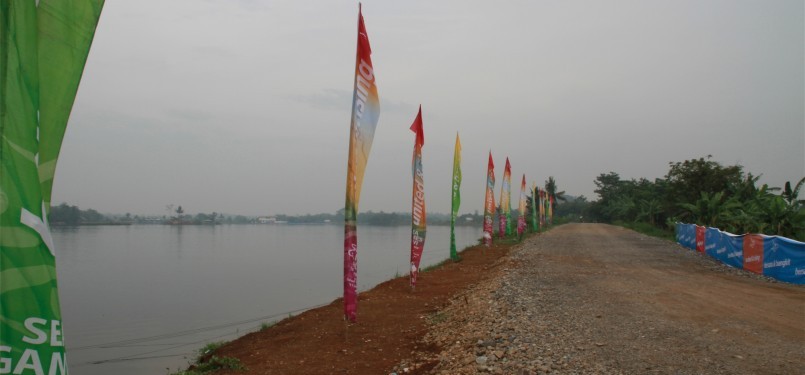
[210,241,511,375]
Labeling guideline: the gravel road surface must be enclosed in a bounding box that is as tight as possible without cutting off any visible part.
[398,223,804,375]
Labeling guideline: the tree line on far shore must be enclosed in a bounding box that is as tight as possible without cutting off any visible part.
[49,156,803,241]
[47,204,486,227]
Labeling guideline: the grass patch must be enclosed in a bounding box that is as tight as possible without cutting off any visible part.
[422,259,450,273]
[169,341,247,375]
[615,221,675,241]
[172,356,247,375]
[493,234,530,245]
[260,321,277,331]
[198,341,227,356]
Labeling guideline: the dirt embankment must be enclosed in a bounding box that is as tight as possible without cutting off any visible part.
[210,239,512,375]
[209,224,805,374]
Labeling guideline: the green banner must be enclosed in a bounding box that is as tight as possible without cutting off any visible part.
[1,1,103,374]
[449,133,461,261]
[531,183,538,232]
[38,0,105,210]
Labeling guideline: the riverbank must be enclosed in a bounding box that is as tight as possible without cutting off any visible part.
[194,237,520,374]
[196,224,804,374]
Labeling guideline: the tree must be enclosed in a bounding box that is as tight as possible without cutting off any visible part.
[544,176,566,211]
[664,156,744,217]
[781,177,805,207]
[555,195,591,222]
[590,157,805,241]
[678,191,740,227]
[49,203,81,225]
[593,172,622,202]
[637,198,661,225]
[175,205,184,223]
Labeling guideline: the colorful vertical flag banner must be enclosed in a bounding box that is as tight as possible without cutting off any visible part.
[409,107,426,289]
[343,4,380,322]
[531,182,539,231]
[517,174,527,236]
[449,133,462,261]
[483,152,496,246]
[549,195,554,224]
[499,158,512,237]
[1,1,104,373]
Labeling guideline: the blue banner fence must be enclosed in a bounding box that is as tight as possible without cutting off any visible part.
[675,223,805,284]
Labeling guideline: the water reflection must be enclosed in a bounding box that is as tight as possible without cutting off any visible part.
[52,224,482,375]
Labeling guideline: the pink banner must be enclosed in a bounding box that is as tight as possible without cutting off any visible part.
[409,107,426,288]
[483,152,495,246]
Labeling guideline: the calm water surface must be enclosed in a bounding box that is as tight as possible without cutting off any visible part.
[53,224,482,375]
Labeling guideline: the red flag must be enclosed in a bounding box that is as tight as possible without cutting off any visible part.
[410,105,424,146]
[488,152,495,171]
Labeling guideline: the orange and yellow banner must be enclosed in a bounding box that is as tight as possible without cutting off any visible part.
[499,158,511,237]
[343,5,380,322]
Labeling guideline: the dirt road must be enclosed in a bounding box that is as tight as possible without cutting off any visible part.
[414,223,804,374]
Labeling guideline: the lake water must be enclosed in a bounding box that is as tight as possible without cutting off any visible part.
[52,224,482,375]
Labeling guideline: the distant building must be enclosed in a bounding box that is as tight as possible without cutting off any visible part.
[257,217,287,224]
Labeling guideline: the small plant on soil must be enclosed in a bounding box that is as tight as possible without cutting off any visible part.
[169,341,247,375]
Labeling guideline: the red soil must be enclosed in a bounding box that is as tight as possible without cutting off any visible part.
[209,241,513,375]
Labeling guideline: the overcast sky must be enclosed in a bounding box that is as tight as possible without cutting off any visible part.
[53,0,804,217]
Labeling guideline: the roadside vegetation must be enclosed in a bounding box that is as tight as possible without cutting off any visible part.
[170,341,246,375]
[584,156,804,241]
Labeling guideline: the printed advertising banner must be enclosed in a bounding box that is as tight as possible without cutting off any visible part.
[449,133,461,261]
[530,183,538,232]
[695,226,706,253]
[409,107,426,289]
[764,237,805,284]
[343,5,380,322]
[676,223,804,284]
[501,158,512,236]
[705,227,741,269]
[705,227,723,259]
[483,152,495,246]
[1,2,104,374]
[675,223,689,249]
[743,234,766,275]
[721,232,745,270]
[517,175,527,236]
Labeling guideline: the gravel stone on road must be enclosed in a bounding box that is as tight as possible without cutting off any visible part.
[397,223,804,375]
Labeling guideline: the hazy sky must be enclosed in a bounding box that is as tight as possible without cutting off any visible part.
[54,0,804,217]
